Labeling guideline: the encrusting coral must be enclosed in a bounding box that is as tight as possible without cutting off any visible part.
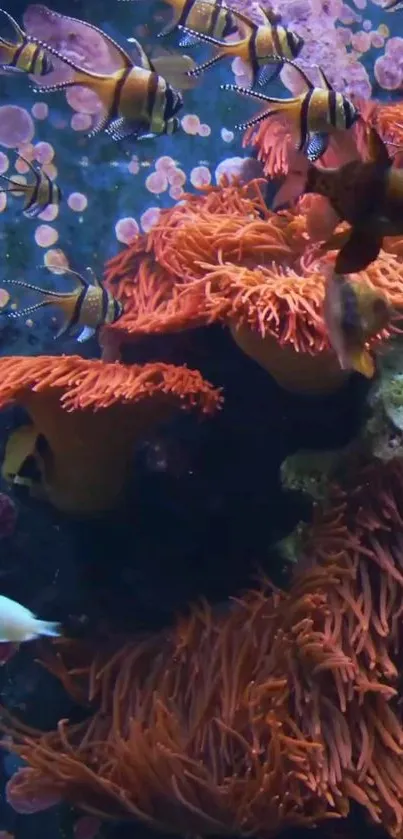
[104,181,403,393]
[0,355,222,515]
[5,459,403,838]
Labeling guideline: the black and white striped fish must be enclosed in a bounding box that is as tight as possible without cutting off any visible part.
[3,268,123,342]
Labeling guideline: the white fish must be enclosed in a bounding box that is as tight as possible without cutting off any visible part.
[0,595,61,643]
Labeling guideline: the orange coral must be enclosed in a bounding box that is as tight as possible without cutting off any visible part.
[5,459,403,837]
[104,182,403,393]
[0,355,222,515]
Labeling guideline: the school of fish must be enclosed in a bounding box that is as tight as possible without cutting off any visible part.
[0,3,401,367]
[0,0,401,578]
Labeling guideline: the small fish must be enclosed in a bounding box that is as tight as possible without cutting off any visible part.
[181,6,303,87]
[2,425,48,502]
[0,8,53,75]
[382,0,401,10]
[323,268,392,378]
[159,0,239,43]
[273,126,403,274]
[3,267,124,341]
[0,155,61,218]
[29,17,192,140]
[0,594,61,643]
[222,62,358,161]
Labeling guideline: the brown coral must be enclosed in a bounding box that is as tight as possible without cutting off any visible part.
[0,355,222,515]
[5,459,403,837]
[104,182,403,393]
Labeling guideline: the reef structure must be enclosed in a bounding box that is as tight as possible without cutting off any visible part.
[5,459,403,837]
[0,355,222,515]
[104,181,403,393]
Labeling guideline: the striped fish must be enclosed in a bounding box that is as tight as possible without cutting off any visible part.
[0,155,61,218]
[3,267,124,342]
[0,8,53,75]
[181,5,303,87]
[222,62,358,162]
[29,21,188,140]
[382,0,402,9]
[158,0,239,43]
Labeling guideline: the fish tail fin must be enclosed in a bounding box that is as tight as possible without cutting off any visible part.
[7,301,53,319]
[272,149,313,209]
[35,619,62,638]
[1,278,62,296]
[221,83,297,127]
[348,348,375,378]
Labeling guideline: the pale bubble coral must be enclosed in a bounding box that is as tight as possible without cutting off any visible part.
[115,217,139,245]
[70,113,92,132]
[38,204,59,222]
[374,55,402,90]
[190,166,211,188]
[44,249,69,274]
[181,114,200,135]
[0,107,35,149]
[34,225,59,248]
[215,157,246,184]
[140,207,161,233]
[67,193,88,213]
[145,171,169,195]
[31,102,49,120]
[34,142,54,166]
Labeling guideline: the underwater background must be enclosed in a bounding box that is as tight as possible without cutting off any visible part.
[1,3,403,839]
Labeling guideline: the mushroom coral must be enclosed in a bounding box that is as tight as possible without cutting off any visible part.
[0,355,221,515]
[104,182,403,393]
[5,458,403,836]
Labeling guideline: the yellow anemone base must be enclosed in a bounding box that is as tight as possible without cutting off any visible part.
[230,323,348,394]
[17,390,169,517]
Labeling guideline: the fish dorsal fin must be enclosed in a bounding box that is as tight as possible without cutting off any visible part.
[32,9,134,70]
[367,126,391,167]
[285,60,314,91]
[127,36,153,71]
[55,266,91,288]
[16,154,40,182]
[258,4,282,25]
[316,66,333,90]
[0,9,25,44]
[225,5,259,32]
[85,266,102,287]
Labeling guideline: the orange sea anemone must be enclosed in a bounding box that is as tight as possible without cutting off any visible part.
[5,458,403,837]
[104,182,403,394]
[0,355,222,515]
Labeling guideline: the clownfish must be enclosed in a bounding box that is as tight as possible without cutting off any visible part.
[0,8,53,75]
[3,267,124,342]
[181,5,303,87]
[0,154,62,218]
[273,127,403,274]
[222,62,358,162]
[0,594,60,643]
[28,17,196,140]
[323,268,392,378]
